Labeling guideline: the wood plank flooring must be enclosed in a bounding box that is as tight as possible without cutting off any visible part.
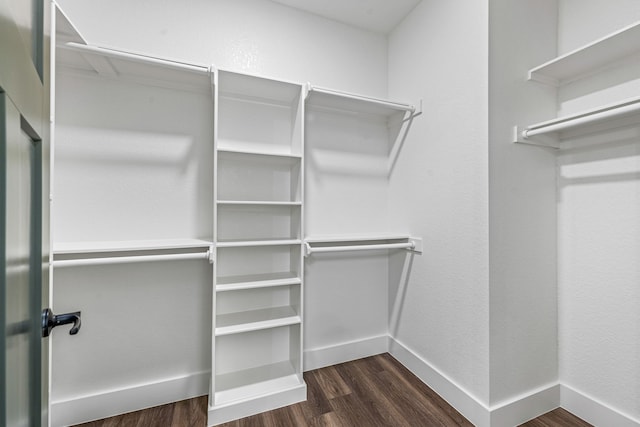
[75,353,592,427]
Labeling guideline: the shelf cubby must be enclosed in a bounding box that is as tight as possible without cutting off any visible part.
[218,70,303,157]
[214,360,303,406]
[217,204,301,242]
[214,324,302,401]
[217,151,302,203]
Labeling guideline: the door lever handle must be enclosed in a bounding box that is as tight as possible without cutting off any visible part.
[42,308,82,337]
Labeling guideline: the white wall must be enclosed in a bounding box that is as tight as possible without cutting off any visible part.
[488,0,558,408]
[56,0,388,97]
[388,0,491,408]
[557,0,640,423]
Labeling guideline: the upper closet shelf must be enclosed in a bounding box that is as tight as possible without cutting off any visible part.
[57,42,211,90]
[306,84,420,122]
[54,238,214,255]
[514,96,640,148]
[529,20,640,86]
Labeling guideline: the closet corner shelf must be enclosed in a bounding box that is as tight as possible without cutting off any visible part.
[216,239,302,248]
[513,95,640,148]
[216,272,301,292]
[303,235,422,256]
[215,306,300,336]
[528,20,640,86]
[306,84,419,121]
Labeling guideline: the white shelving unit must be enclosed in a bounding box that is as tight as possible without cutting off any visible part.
[517,20,640,148]
[528,20,640,86]
[209,70,306,425]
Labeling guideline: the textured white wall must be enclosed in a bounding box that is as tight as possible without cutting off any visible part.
[388,0,491,405]
[56,0,388,97]
[557,0,640,422]
[488,0,558,407]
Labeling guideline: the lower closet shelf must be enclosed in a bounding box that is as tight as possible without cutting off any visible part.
[214,361,303,407]
[216,272,301,291]
[215,306,300,336]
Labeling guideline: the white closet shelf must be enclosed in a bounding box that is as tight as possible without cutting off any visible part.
[306,84,417,119]
[219,69,302,105]
[529,20,640,86]
[514,96,640,148]
[214,361,303,406]
[217,239,302,248]
[216,272,301,292]
[217,146,302,159]
[53,238,213,255]
[57,42,211,90]
[215,306,300,336]
[217,200,302,207]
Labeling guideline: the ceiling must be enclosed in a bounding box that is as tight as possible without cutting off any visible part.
[269,0,422,34]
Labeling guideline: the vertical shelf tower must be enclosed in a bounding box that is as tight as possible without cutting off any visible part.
[209,70,306,425]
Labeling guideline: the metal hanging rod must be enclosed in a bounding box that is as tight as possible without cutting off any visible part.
[514,96,640,147]
[53,250,213,268]
[303,238,422,257]
[306,84,417,113]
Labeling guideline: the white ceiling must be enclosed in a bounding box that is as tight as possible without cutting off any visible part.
[269,0,422,34]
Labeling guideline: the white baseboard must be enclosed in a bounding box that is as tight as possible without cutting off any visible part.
[388,337,491,427]
[389,337,562,427]
[489,383,560,427]
[50,371,210,427]
[561,384,640,427]
[303,334,389,371]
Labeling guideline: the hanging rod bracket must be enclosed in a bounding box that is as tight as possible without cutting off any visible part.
[407,237,422,254]
[512,126,560,149]
[207,245,215,264]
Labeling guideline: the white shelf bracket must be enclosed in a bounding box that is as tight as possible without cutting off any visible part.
[207,245,215,264]
[512,125,560,149]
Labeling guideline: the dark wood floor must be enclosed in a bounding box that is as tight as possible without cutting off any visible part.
[75,353,592,427]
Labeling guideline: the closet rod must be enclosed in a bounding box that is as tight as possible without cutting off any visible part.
[522,97,640,139]
[307,85,416,113]
[52,251,211,268]
[305,241,415,255]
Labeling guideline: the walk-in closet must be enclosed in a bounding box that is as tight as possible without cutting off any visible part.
[4,1,637,426]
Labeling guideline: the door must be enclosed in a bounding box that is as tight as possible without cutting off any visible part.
[1,0,49,425]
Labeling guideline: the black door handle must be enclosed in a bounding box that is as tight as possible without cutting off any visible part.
[42,308,81,337]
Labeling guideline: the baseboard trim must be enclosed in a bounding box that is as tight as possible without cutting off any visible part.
[389,337,565,427]
[388,337,491,427]
[303,334,389,371]
[561,383,640,427]
[489,383,560,427]
[50,371,210,427]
